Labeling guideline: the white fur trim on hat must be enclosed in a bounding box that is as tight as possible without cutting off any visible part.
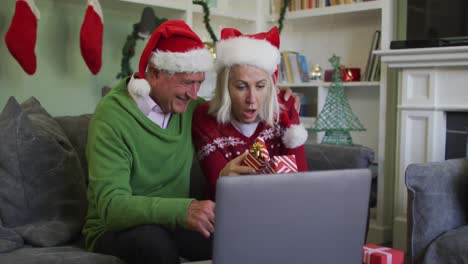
[215,37,280,74]
[150,48,214,73]
[128,74,151,97]
[282,124,308,149]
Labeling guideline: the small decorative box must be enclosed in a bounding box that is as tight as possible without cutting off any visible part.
[242,137,270,173]
[242,138,298,174]
[362,244,404,264]
[263,155,298,174]
[324,68,361,82]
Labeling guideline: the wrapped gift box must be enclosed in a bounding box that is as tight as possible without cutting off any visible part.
[242,138,298,174]
[242,137,270,173]
[263,155,298,174]
[324,68,361,82]
[362,244,404,264]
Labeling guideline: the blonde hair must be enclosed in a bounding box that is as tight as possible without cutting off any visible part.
[209,65,279,126]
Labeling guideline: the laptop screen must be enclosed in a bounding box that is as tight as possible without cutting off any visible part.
[212,169,371,264]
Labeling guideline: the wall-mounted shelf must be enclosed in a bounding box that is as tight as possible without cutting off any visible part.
[118,0,187,10]
[269,0,382,21]
[192,5,256,21]
[375,46,468,68]
[300,116,316,130]
[278,81,380,88]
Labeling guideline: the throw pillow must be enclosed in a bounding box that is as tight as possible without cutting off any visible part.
[54,114,92,185]
[0,97,87,247]
[0,219,23,253]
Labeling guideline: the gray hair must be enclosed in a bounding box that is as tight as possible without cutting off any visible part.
[209,65,280,126]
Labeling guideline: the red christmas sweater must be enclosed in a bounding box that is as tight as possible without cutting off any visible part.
[192,99,308,201]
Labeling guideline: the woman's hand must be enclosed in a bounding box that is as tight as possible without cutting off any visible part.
[278,86,301,113]
[219,151,255,176]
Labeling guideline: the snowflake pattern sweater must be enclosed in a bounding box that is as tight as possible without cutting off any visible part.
[192,98,308,201]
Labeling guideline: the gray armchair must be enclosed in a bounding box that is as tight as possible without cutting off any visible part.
[405,158,468,264]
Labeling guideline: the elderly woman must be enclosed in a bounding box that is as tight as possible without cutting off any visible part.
[192,27,308,201]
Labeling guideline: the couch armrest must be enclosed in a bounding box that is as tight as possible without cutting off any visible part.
[304,143,375,171]
[405,158,468,264]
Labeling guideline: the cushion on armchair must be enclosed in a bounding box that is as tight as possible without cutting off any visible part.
[423,225,468,264]
[0,219,23,253]
[406,158,468,264]
[0,97,87,250]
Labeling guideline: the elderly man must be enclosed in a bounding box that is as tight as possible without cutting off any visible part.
[83,20,297,264]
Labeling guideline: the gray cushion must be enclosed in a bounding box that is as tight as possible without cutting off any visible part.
[423,225,468,264]
[54,115,92,184]
[0,97,87,248]
[306,143,374,171]
[0,219,23,253]
[0,246,126,264]
[406,158,468,264]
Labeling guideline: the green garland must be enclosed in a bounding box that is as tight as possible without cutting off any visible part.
[278,0,291,34]
[116,23,140,79]
[116,15,167,79]
[193,0,218,43]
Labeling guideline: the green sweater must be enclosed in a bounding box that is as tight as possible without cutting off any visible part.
[83,79,203,251]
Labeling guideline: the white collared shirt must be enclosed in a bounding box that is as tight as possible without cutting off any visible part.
[129,92,172,129]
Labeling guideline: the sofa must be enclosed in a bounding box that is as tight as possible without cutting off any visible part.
[0,96,375,264]
[405,158,468,264]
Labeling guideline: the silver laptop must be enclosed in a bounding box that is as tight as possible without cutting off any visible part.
[212,169,371,264]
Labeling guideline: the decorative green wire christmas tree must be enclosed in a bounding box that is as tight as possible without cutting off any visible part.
[311,54,366,145]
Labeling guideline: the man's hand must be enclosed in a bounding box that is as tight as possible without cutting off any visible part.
[278,86,301,113]
[186,200,216,238]
[219,151,255,176]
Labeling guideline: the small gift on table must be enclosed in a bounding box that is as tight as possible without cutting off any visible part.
[242,137,298,174]
[242,137,271,173]
[362,244,404,264]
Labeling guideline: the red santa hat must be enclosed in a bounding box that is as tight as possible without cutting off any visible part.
[215,27,281,82]
[128,20,214,97]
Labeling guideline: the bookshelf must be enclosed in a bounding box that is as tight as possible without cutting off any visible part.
[118,0,187,11]
[281,0,382,19]
[192,4,256,21]
[117,0,393,246]
[280,81,380,87]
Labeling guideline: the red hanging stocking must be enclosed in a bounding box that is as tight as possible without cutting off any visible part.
[80,0,103,75]
[5,0,40,75]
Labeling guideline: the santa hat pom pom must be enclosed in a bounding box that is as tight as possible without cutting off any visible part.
[128,75,151,97]
[282,124,308,149]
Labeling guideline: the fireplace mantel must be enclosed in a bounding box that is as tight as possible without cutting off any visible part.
[375,46,468,68]
[377,46,468,250]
